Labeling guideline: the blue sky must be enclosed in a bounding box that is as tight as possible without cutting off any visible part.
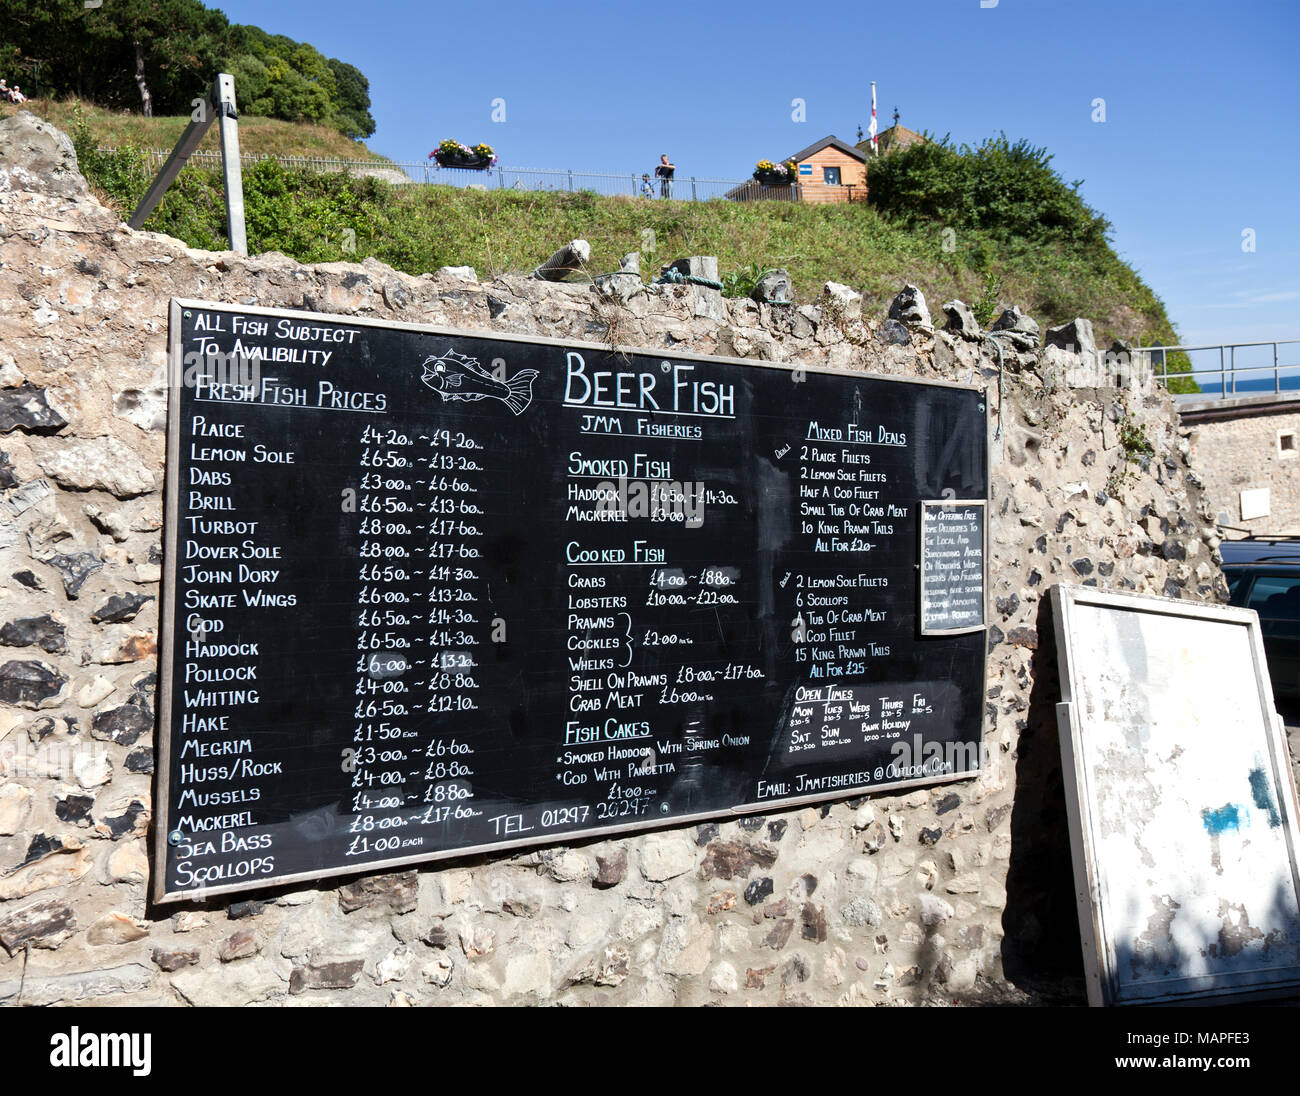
[213,0,1298,349]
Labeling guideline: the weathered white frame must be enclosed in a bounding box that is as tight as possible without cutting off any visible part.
[1051,582,1300,1005]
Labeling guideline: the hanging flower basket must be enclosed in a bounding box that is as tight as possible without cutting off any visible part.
[430,140,497,170]
[753,158,796,185]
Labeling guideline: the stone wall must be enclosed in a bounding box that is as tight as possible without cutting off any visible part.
[0,113,1228,1006]
[1182,397,1300,536]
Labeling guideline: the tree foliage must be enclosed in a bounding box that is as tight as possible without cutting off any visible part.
[0,0,373,137]
[867,133,1112,250]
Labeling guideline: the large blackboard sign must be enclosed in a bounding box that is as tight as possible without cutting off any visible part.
[919,500,987,635]
[154,299,989,901]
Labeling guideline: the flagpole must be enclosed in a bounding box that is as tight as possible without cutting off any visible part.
[870,81,878,156]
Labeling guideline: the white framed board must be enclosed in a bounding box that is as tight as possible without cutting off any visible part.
[1052,583,1300,1005]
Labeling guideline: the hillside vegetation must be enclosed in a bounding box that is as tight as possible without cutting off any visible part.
[18,99,1185,354]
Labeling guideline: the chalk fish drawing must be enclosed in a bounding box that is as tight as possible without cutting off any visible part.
[419,350,537,416]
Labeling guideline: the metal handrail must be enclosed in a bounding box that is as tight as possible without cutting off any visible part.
[1135,340,1300,398]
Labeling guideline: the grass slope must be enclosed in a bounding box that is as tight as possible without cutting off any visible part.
[14,98,1182,351]
[6,97,386,161]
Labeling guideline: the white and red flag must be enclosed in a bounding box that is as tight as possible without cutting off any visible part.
[870,82,878,150]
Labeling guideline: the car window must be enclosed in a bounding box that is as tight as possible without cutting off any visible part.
[1225,569,1249,601]
[1245,574,1300,618]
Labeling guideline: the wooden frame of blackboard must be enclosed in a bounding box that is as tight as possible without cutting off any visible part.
[152,297,990,903]
[1052,583,1300,1006]
[918,499,988,636]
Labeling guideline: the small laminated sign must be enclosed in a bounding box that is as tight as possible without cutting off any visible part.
[919,500,986,635]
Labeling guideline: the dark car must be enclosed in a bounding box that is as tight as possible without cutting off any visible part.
[1221,537,1300,699]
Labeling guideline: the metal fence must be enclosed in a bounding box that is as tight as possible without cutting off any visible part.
[1142,340,1300,399]
[103,147,790,202]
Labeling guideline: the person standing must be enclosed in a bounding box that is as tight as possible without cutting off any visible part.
[654,153,675,199]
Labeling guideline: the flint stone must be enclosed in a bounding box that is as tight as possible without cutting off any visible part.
[841,896,884,928]
[0,898,76,954]
[91,593,154,625]
[861,820,887,852]
[0,111,90,199]
[699,839,778,880]
[28,436,155,498]
[47,551,103,598]
[218,930,262,962]
[152,947,200,972]
[0,659,65,707]
[422,955,454,988]
[125,747,154,774]
[171,960,282,1005]
[14,963,153,1007]
[55,793,94,825]
[86,911,149,946]
[800,903,828,943]
[0,785,33,835]
[77,674,115,708]
[338,871,418,914]
[91,696,152,745]
[593,271,644,303]
[880,319,911,345]
[113,386,167,433]
[0,614,66,653]
[382,279,411,310]
[1045,317,1097,358]
[920,895,956,927]
[763,918,794,949]
[752,268,793,304]
[991,306,1040,348]
[641,832,696,881]
[290,957,365,993]
[371,946,410,982]
[107,840,149,883]
[546,849,590,882]
[0,384,67,433]
[943,299,981,338]
[98,798,148,839]
[594,846,628,888]
[889,284,932,329]
[820,281,862,321]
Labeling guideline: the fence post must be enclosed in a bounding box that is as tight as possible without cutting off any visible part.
[690,177,697,201]
[567,169,574,192]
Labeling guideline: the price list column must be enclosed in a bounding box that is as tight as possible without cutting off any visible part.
[343,421,490,863]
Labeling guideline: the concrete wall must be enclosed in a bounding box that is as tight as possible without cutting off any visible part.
[0,113,1228,1006]
[1183,396,1300,536]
